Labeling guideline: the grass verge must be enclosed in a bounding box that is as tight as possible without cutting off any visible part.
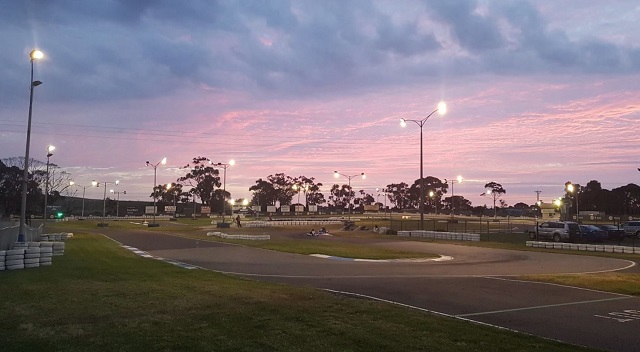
[0,232,590,352]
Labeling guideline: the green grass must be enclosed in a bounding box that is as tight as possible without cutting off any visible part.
[0,232,591,352]
[521,272,640,296]
[48,219,640,298]
[50,220,437,260]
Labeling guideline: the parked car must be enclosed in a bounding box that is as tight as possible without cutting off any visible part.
[596,225,626,241]
[528,221,580,242]
[622,221,640,239]
[578,225,608,242]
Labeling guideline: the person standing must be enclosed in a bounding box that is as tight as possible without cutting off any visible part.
[235,215,242,227]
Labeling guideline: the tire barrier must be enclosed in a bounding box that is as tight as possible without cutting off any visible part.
[5,248,25,270]
[525,241,640,254]
[397,230,481,242]
[0,240,64,272]
[52,242,66,256]
[40,232,72,241]
[206,232,270,240]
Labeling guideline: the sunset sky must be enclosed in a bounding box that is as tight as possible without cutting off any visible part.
[2,0,639,208]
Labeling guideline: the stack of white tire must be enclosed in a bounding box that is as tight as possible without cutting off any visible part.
[24,245,41,268]
[40,242,54,265]
[0,250,5,271]
[5,248,25,270]
[52,242,65,256]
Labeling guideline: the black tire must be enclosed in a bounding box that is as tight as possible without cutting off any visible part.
[528,232,536,240]
[553,234,562,243]
[636,231,640,239]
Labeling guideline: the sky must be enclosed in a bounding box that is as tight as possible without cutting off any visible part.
[2,0,640,208]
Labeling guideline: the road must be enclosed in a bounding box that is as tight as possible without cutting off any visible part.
[100,227,640,352]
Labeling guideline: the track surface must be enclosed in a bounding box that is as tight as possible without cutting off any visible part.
[101,227,640,352]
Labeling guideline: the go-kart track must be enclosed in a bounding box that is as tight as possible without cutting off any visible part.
[100,226,640,352]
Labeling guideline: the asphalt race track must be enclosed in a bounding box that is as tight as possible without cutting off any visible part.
[100,227,640,352]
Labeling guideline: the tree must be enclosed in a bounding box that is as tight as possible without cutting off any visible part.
[442,195,472,214]
[293,176,325,206]
[249,173,297,208]
[329,184,353,210]
[178,157,221,206]
[249,178,277,208]
[358,190,375,206]
[409,177,447,212]
[385,183,411,211]
[482,181,506,217]
[0,158,44,217]
[612,184,640,216]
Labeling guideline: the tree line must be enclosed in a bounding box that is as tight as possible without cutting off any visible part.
[2,155,640,218]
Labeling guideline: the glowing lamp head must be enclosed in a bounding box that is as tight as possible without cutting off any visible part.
[429,191,434,197]
[92,180,98,187]
[400,118,407,127]
[161,157,167,165]
[242,199,249,206]
[69,181,75,186]
[567,183,575,193]
[334,171,339,178]
[47,145,56,153]
[437,101,447,115]
[115,180,120,185]
[229,159,235,166]
[457,175,463,183]
[361,173,366,179]
[30,50,44,61]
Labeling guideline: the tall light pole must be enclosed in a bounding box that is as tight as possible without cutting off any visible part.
[166,183,177,219]
[69,181,87,218]
[444,175,463,221]
[18,49,44,242]
[146,157,166,227]
[400,101,447,230]
[110,189,125,218]
[92,179,119,227]
[429,190,438,214]
[333,171,366,221]
[212,160,235,226]
[566,182,579,223]
[43,145,55,233]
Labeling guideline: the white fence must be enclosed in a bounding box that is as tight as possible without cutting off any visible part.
[206,232,270,240]
[397,230,480,242]
[526,241,640,254]
[0,224,42,250]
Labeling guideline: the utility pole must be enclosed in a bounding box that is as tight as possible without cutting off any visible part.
[535,190,542,203]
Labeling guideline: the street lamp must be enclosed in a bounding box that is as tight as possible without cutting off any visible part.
[18,49,44,242]
[43,145,55,233]
[400,101,447,230]
[429,190,438,214]
[333,171,366,221]
[444,175,463,221]
[110,189,125,218]
[212,160,235,226]
[92,179,119,227]
[166,183,177,219]
[69,181,88,218]
[146,157,166,227]
[566,182,579,223]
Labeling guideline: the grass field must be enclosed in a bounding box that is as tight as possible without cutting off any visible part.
[45,218,640,298]
[0,231,593,352]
